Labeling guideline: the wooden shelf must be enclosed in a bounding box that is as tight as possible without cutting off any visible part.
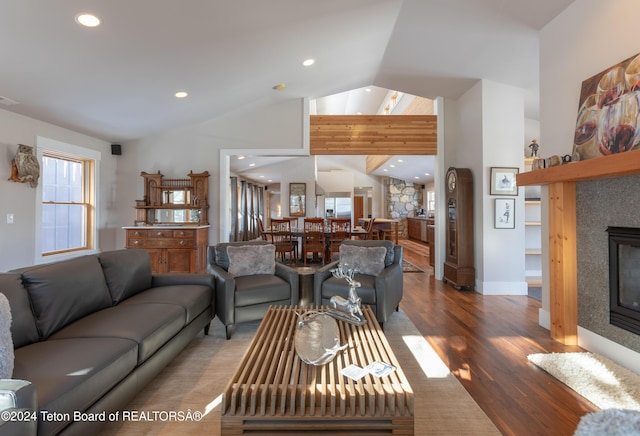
[517,149,640,186]
[525,249,542,255]
[525,200,541,205]
[525,221,541,226]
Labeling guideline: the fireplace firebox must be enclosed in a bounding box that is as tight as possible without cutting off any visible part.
[608,226,640,335]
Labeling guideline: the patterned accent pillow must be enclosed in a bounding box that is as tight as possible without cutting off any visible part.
[0,293,14,378]
[227,244,276,277]
[339,245,387,276]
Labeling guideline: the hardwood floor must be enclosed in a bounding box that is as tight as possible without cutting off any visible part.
[398,239,597,436]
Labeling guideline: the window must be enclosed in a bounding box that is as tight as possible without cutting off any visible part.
[35,136,100,261]
[427,190,435,212]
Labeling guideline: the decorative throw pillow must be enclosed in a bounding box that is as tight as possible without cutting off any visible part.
[0,293,14,378]
[339,245,387,276]
[227,244,276,277]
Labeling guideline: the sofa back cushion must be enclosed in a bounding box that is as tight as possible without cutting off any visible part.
[0,292,14,377]
[99,249,153,304]
[0,274,39,348]
[211,240,270,271]
[21,255,113,339]
[341,239,395,266]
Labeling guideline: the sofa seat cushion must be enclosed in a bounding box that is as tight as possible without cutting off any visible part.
[319,275,377,306]
[119,285,212,324]
[13,337,137,436]
[49,303,185,364]
[234,275,292,307]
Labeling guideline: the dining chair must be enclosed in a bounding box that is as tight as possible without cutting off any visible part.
[328,218,352,261]
[363,218,379,240]
[256,217,268,241]
[269,219,296,265]
[302,217,326,266]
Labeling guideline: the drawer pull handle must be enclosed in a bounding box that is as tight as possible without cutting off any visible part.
[133,240,140,245]
[156,232,165,237]
[134,231,141,236]
[179,240,186,246]
[178,231,185,236]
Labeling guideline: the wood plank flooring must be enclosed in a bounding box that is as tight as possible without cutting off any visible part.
[398,239,597,436]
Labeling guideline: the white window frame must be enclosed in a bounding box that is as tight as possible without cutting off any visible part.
[34,136,101,264]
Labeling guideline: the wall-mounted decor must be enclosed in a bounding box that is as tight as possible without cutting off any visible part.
[490,167,518,196]
[573,51,640,161]
[7,144,40,188]
[494,198,515,229]
[289,183,306,217]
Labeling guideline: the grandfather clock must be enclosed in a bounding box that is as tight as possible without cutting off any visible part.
[443,167,475,290]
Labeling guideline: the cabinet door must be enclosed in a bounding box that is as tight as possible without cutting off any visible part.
[165,248,193,273]
[146,248,166,274]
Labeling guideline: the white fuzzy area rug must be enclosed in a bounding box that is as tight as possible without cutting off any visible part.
[527,352,640,411]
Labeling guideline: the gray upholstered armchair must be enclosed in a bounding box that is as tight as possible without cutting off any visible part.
[208,241,299,339]
[313,240,403,327]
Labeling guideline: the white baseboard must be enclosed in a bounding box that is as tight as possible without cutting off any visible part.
[578,327,640,374]
[477,281,528,295]
[538,308,550,330]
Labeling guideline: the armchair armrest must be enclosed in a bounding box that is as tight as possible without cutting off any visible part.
[207,264,236,326]
[373,246,403,323]
[275,263,300,306]
[0,379,37,436]
[313,260,340,305]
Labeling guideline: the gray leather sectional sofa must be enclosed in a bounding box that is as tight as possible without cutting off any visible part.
[0,248,215,436]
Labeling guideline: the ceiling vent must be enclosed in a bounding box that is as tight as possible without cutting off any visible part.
[0,96,19,106]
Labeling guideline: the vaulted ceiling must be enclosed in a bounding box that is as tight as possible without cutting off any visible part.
[0,0,575,143]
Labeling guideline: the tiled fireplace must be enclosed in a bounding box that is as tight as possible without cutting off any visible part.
[577,174,640,352]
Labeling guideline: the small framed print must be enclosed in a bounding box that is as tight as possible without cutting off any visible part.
[494,198,515,229]
[490,167,519,196]
[289,183,306,217]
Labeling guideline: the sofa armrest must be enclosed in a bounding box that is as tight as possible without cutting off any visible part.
[373,246,403,323]
[207,264,236,326]
[0,379,37,436]
[275,263,300,306]
[151,273,214,289]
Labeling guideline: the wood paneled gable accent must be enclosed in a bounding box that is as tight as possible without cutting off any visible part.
[310,115,437,155]
[366,155,393,173]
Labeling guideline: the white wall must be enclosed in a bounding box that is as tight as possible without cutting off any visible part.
[540,0,640,366]
[0,108,115,271]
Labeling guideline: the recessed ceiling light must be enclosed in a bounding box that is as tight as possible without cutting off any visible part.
[390,164,395,168]
[414,176,420,179]
[383,169,388,172]
[268,179,273,182]
[365,88,372,92]
[175,91,188,98]
[425,172,430,176]
[397,159,403,163]
[75,13,101,27]
[237,155,245,160]
[302,58,315,67]
[249,163,256,167]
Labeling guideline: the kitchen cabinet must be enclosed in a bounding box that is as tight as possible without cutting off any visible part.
[427,225,435,267]
[407,217,433,243]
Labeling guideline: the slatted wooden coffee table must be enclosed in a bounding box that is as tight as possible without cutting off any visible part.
[221,305,414,435]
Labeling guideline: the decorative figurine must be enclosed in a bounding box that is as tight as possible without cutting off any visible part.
[8,144,40,188]
[328,263,366,325]
[528,139,540,157]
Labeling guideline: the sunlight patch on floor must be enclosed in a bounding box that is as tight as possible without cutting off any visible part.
[203,394,223,416]
[403,334,450,378]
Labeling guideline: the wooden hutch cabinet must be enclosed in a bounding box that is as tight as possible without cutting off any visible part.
[442,167,474,290]
[124,171,210,274]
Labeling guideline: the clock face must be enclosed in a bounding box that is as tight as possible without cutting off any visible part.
[447,171,456,192]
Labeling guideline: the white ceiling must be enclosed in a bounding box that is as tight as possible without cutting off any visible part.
[0,0,575,144]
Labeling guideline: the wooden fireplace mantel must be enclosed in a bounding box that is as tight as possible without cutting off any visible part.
[517,149,640,345]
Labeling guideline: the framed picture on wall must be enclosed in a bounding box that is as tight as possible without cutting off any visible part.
[289,183,306,217]
[494,198,515,229]
[490,167,519,196]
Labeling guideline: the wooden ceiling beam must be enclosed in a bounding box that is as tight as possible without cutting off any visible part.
[366,155,393,174]
[310,115,437,155]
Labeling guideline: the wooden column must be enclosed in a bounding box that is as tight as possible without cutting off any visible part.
[548,182,578,345]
